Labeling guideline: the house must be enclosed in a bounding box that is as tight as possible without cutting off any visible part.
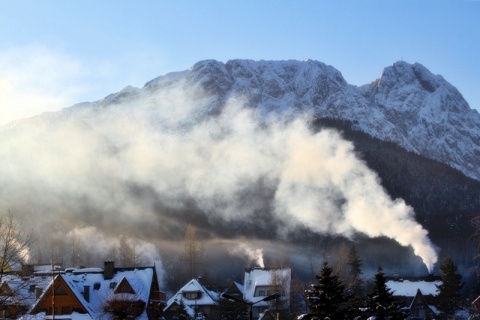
[26,261,165,320]
[408,289,437,319]
[163,278,220,320]
[0,273,52,318]
[243,267,291,320]
[386,275,441,319]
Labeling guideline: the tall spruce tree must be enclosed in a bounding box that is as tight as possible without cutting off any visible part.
[346,244,365,318]
[367,266,404,320]
[435,257,464,316]
[347,243,363,293]
[306,261,347,320]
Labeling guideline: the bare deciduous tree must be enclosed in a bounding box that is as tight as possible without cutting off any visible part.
[183,225,204,279]
[0,214,32,279]
[0,213,34,318]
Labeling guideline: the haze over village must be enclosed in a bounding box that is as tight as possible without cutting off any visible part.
[1,1,480,320]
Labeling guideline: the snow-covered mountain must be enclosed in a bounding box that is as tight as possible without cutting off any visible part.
[69,59,480,180]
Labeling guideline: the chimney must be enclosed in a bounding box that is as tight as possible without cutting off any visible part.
[22,264,34,276]
[35,287,43,299]
[84,285,90,302]
[104,261,115,280]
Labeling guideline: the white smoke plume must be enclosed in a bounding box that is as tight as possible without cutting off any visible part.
[229,242,265,268]
[0,79,438,271]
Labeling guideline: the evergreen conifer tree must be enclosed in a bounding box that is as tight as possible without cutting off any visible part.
[367,266,404,320]
[347,244,363,293]
[435,257,464,316]
[305,261,347,320]
[173,301,192,320]
[219,297,248,320]
[346,244,365,318]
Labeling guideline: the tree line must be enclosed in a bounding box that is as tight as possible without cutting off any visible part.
[304,245,465,320]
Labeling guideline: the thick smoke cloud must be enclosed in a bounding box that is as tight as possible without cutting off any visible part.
[0,79,438,272]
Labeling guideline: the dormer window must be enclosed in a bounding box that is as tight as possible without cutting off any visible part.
[183,291,202,300]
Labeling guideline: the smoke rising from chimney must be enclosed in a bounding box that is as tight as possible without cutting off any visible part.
[229,242,265,268]
[0,80,438,271]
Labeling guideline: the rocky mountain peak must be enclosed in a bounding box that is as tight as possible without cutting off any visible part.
[179,59,480,180]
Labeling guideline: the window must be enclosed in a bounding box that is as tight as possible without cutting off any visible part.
[184,291,201,300]
[255,286,281,297]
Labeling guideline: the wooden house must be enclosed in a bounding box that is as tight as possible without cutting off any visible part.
[407,289,437,319]
[27,261,165,320]
[0,273,51,319]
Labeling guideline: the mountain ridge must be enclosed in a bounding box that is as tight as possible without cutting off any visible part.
[75,59,480,180]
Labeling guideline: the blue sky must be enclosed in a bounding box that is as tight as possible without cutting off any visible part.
[0,0,479,125]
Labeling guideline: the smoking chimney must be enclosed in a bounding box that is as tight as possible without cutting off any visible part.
[104,261,115,280]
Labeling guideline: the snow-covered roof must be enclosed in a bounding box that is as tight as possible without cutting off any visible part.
[21,311,94,320]
[0,274,52,308]
[164,278,220,311]
[386,279,441,297]
[26,265,156,320]
[63,267,154,319]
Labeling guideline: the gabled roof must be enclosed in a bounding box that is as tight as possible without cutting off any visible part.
[29,266,157,320]
[164,278,220,311]
[0,281,13,295]
[114,277,135,294]
[224,281,244,296]
[409,289,429,309]
[31,275,87,315]
[407,289,439,316]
